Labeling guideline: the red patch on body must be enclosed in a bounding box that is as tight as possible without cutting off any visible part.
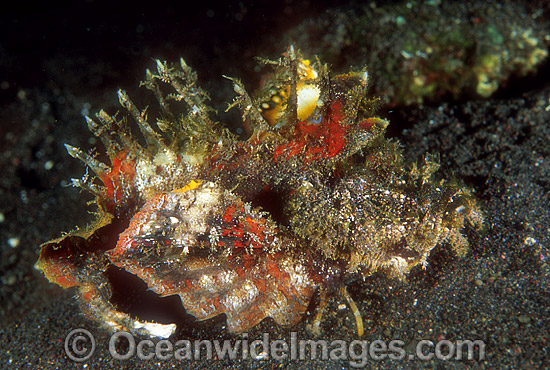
[99,151,136,205]
[273,100,348,164]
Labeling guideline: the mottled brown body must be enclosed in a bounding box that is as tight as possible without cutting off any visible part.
[36,48,481,338]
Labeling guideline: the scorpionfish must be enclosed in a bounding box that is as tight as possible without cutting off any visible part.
[36,47,482,338]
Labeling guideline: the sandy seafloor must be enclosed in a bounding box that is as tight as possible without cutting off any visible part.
[1,1,549,369]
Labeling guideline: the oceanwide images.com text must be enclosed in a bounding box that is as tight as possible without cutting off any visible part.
[65,329,486,366]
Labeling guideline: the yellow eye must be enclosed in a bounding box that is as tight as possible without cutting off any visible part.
[259,59,321,125]
[296,84,321,122]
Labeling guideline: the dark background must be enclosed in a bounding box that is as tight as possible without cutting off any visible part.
[1,1,549,369]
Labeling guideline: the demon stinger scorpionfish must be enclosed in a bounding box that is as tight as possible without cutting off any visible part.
[36,47,482,338]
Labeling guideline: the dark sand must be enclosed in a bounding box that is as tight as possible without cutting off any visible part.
[1,1,549,369]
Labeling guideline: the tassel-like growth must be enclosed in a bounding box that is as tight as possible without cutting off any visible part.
[36,48,482,338]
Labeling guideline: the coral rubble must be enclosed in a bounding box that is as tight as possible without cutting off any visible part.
[282,0,550,105]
